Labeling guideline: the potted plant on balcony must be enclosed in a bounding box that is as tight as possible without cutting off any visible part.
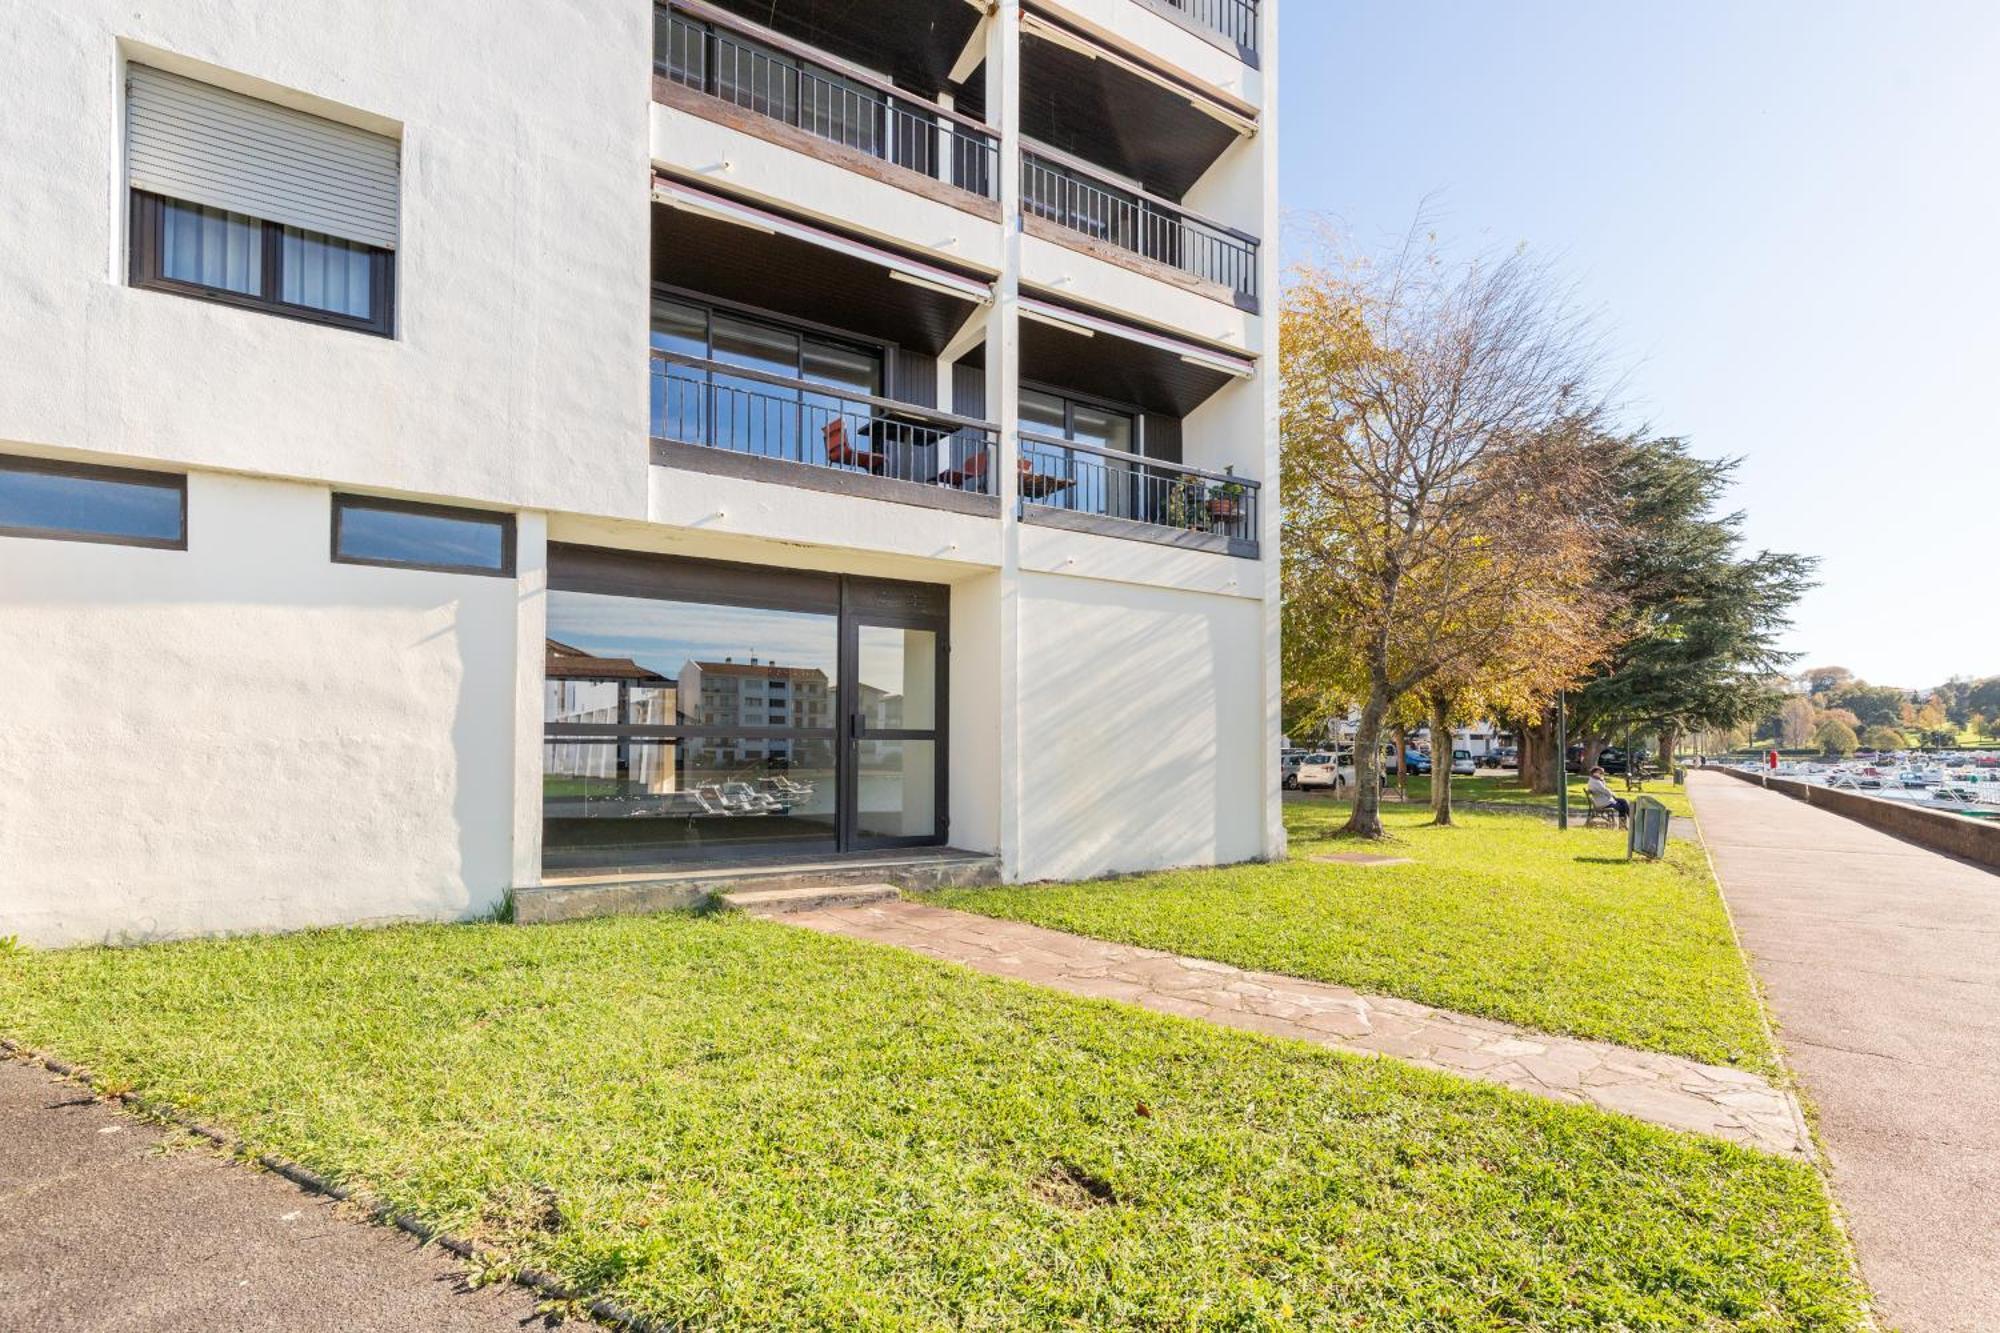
[1207,469,1246,523]
[1167,474,1209,530]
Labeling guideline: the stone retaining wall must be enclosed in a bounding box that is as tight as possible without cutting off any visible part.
[1716,768,2000,872]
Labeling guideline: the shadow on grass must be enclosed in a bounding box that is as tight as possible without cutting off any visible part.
[1571,856,1635,866]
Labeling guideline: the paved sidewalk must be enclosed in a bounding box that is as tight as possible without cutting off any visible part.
[780,899,1809,1156]
[0,1058,543,1332]
[1688,771,2000,1331]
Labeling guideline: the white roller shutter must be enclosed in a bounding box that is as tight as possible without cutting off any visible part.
[127,65,399,250]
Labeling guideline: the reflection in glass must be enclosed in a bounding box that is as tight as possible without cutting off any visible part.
[856,626,936,731]
[542,738,836,870]
[651,299,709,442]
[335,502,507,572]
[545,591,838,724]
[0,463,183,544]
[854,740,937,840]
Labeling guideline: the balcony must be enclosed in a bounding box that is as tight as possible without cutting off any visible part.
[1020,432,1260,558]
[649,351,1001,515]
[1143,0,1261,57]
[1023,148,1259,306]
[655,1,999,209]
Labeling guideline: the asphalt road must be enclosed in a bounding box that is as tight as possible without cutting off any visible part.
[0,1058,547,1332]
[1689,771,2000,1331]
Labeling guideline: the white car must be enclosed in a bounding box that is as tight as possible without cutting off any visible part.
[1450,749,1476,776]
[1279,748,1311,790]
[1296,751,1354,791]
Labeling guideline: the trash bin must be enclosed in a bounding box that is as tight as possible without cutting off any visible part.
[1628,796,1670,861]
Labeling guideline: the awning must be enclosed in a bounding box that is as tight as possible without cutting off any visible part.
[651,176,992,304]
[1019,296,1253,378]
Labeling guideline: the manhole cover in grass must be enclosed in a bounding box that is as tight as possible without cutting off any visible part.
[1311,853,1414,867]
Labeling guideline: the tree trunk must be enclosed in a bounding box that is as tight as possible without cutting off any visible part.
[1394,726,1409,800]
[1658,725,1679,776]
[1580,733,1606,774]
[1524,707,1562,795]
[1430,694,1455,826]
[1343,692,1390,838]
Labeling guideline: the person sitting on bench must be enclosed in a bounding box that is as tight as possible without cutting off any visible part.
[1586,766,1630,828]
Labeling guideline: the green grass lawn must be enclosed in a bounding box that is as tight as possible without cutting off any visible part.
[935,803,1766,1070]
[0,916,1860,1330]
[1374,772,1695,818]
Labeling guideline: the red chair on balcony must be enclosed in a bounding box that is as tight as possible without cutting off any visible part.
[935,449,1073,498]
[824,418,886,474]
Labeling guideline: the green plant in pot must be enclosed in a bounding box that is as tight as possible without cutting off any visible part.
[1207,469,1247,524]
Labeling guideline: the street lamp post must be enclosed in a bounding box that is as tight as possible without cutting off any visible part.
[1555,690,1569,831]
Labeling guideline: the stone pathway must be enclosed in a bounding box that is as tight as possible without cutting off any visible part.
[1690,771,2000,1331]
[778,899,1809,1156]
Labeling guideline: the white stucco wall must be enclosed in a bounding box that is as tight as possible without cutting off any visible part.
[650,106,1005,276]
[1013,569,1265,881]
[0,470,521,946]
[0,0,651,520]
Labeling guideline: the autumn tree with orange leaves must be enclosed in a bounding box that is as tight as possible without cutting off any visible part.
[1282,233,1615,838]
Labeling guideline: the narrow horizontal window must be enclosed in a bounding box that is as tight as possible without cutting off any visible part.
[0,455,186,549]
[332,495,514,576]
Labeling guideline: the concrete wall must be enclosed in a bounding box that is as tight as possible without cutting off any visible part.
[1013,569,1264,881]
[1719,769,2000,874]
[0,472,521,946]
[0,0,651,520]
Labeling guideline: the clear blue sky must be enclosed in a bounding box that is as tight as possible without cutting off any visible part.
[1280,2,2000,689]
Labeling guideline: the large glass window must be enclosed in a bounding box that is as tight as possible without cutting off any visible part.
[649,297,885,470]
[0,455,185,549]
[543,556,949,871]
[543,587,841,870]
[1018,388,1139,517]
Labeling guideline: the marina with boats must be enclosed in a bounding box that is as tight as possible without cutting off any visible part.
[1732,753,2000,819]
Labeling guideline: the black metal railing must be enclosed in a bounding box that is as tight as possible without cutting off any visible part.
[1022,151,1259,301]
[1155,0,1260,53]
[652,351,999,493]
[657,3,1000,199]
[1019,430,1260,547]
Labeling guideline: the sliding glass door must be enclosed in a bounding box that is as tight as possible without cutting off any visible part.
[542,548,947,873]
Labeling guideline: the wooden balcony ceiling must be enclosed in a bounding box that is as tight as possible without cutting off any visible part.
[1019,29,1241,200]
[698,0,983,97]
[650,201,982,355]
[952,312,1235,418]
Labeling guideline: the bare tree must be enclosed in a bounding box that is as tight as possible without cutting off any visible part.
[1283,231,1612,837]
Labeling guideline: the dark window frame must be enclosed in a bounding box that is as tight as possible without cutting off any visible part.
[129,191,397,339]
[543,545,950,865]
[0,453,187,550]
[330,494,516,578]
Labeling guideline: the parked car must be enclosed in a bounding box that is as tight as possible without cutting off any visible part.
[1493,746,1519,770]
[1450,749,1476,776]
[1280,748,1311,790]
[1402,748,1432,775]
[1296,751,1353,791]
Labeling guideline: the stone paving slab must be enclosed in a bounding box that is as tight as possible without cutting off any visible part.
[780,899,1810,1157]
[1689,771,2000,1331]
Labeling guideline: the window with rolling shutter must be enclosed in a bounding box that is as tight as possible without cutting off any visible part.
[125,64,400,337]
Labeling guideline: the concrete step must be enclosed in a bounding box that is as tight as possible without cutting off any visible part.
[720,883,899,916]
[514,850,997,925]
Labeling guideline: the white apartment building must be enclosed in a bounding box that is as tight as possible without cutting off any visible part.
[0,0,1281,945]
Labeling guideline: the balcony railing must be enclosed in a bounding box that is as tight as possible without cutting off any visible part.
[1154,0,1260,54]
[657,2,1000,200]
[1020,430,1260,549]
[652,352,999,494]
[1022,151,1260,302]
